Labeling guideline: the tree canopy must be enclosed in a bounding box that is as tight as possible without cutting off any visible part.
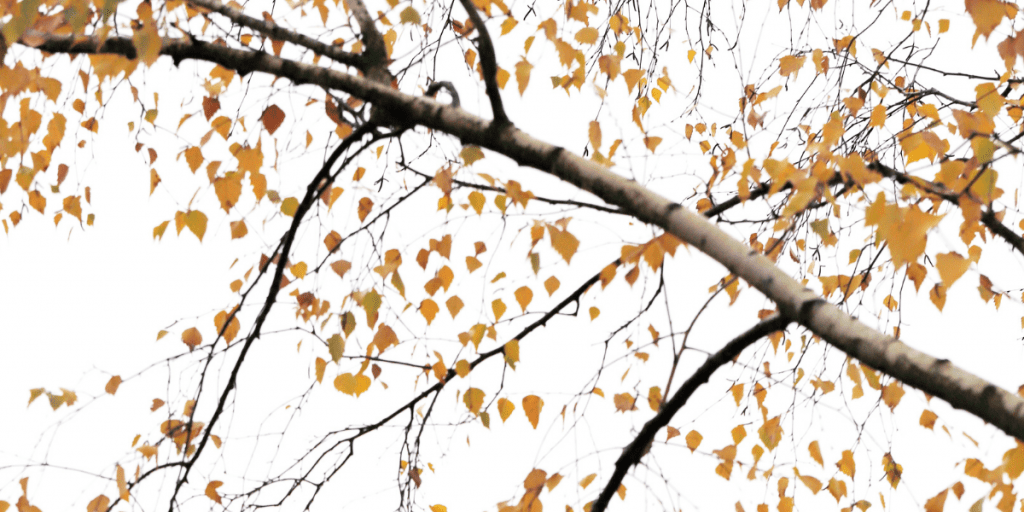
[5,0,1024,511]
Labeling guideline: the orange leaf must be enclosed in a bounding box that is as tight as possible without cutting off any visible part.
[261,105,285,134]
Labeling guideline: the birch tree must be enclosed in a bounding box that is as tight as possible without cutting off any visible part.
[4,0,1024,510]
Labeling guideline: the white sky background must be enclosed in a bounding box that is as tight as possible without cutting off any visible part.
[4,0,1024,511]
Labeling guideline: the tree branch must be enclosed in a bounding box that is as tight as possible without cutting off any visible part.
[457,0,509,126]
[164,124,377,511]
[591,314,790,512]
[22,30,1024,444]
[346,0,389,83]
[869,161,1024,255]
[186,0,364,69]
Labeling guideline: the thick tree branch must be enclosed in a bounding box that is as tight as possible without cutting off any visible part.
[22,31,1024,444]
[591,314,790,512]
[186,0,364,69]
[457,0,509,126]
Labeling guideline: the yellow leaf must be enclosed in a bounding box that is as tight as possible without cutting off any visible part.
[965,0,1006,40]
[464,387,485,415]
[205,481,223,504]
[882,452,902,488]
[468,191,485,214]
[117,464,129,501]
[446,295,464,318]
[589,307,600,320]
[328,334,345,363]
[430,506,448,512]
[644,136,662,153]
[315,357,327,383]
[500,17,518,35]
[455,359,471,377]
[549,227,579,264]
[504,339,519,369]
[281,197,299,217]
[924,489,948,512]
[544,276,560,295]
[420,299,439,325]
[214,175,242,212]
[935,252,970,288]
[371,324,399,354]
[184,210,207,241]
[579,473,597,489]
[930,283,947,311]
[575,27,598,44]
[870,104,886,128]
[104,375,122,395]
[882,381,905,410]
[779,55,806,78]
[809,441,824,466]
[758,416,783,451]
[920,409,938,429]
[685,430,702,452]
[613,393,637,412]
[523,395,543,428]
[399,6,420,24]
[460,145,485,166]
[498,397,515,422]
[181,327,202,352]
[623,68,644,93]
[334,373,371,396]
[358,197,374,222]
[589,121,602,149]
[666,426,680,441]
[211,116,231,139]
[86,495,110,512]
[515,58,533,96]
[492,298,507,321]
[838,450,856,478]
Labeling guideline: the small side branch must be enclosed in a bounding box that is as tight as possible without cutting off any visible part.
[347,0,390,83]
[457,0,509,126]
[590,314,790,512]
[186,0,363,69]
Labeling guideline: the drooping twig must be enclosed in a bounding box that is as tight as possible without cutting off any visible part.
[457,0,510,126]
[161,124,377,512]
[590,314,790,512]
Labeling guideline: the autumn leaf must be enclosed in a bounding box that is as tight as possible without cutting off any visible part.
[205,481,223,504]
[464,387,485,415]
[498,397,515,422]
[181,327,202,352]
[104,376,121,395]
[116,464,129,501]
[515,58,533,96]
[685,430,702,452]
[334,373,371,396]
[523,395,543,428]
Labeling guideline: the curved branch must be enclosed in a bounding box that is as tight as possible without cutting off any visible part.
[186,0,363,69]
[591,314,790,512]
[22,29,1024,445]
[457,0,509,125]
